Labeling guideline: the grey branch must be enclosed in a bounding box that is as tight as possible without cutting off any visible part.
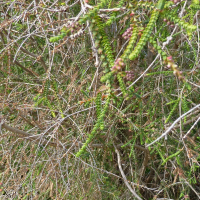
[146,104,200,148]
[114,144,143,200]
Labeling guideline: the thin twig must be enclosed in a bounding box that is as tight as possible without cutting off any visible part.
[146,104,200,147]
[114,144,143,200]
[2,122,60,148]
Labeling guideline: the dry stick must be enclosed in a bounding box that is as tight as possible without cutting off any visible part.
[2,29,48,71]
[87,143,147,152]
[18,46,48,71]
[2,123,60,148]
[183,116,200,139]
[117,54,160,98]
[173,113,200,129]
[139,148,149,178]
[85,4,126,12]
[146,104,200,148]
[13,60,39,77]
[114,144,143,200]
[1,121,148,152]
[2,121,150,189]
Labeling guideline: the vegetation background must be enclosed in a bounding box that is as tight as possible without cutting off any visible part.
[0,0,200,199]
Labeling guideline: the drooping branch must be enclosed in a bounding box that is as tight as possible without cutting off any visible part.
[1,122,60,148]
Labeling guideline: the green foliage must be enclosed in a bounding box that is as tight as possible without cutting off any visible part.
[100,71,114,82]
[95,92,102,118]
[191,0,200,10]
[162,12,197,39]
[1,0,200,199]
[106,0,125,26]
[162,148,183,165]
[46,99,56,118]
[156,0,166,10]
[79,0,110,24]
[129,9,160,60]
[146,71,173,76]
[51,79,64,118]
[165,98,180,123]
[76,95,111,157]
[182,95,189,123]
[132,1,157,11]
[117,73,127,98]
[121,25,139,60]
[91,15,115,67]
[149,37,167,60]
[43,79,50,101]
[49,28,68,43]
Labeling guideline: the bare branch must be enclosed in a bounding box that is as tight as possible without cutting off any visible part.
[114,144,143,200]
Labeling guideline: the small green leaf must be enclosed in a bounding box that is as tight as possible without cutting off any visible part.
[185,82,192,91]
